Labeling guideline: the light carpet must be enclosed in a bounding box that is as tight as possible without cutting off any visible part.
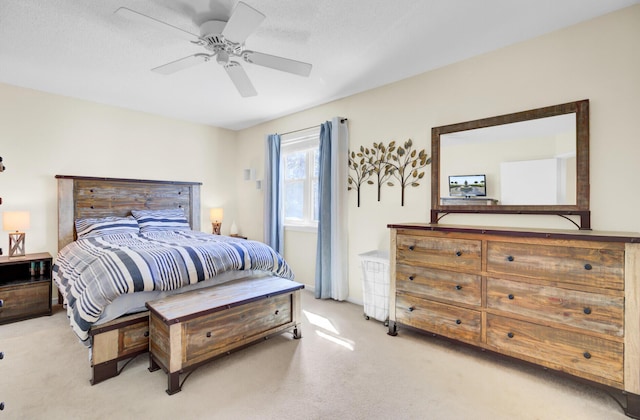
[0,290,628,419]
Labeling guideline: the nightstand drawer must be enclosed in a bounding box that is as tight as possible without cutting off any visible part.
[0,280,51,323]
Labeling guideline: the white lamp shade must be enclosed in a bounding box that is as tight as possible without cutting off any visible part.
[3,211,30,232]
[210,208,224,222]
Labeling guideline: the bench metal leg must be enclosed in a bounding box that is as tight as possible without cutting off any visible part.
[91,360,118,385]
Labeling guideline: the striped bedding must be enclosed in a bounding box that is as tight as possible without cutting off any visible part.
[53,230,294,344]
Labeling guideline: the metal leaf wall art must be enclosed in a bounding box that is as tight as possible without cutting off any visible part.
[347,147,372,207]
[348,139,430,206]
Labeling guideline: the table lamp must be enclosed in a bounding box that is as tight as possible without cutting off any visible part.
[3,211,30,257]
[210,208,223,235]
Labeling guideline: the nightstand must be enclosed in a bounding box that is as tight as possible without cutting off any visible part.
[0,252,52,324]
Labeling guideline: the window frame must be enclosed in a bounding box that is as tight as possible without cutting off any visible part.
[281,128,320,230]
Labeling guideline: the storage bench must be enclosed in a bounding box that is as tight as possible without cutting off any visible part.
[146,276,304,394]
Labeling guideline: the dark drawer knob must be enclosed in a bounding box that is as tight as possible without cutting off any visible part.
[409,276,415,281]
[507,332,514,338]
[408,245,415,251]
[455,319,461,325]
[0,352,3,360]
[455,285,462,290]
[275,310,279,315]
[507,256,514,262]
[408,306,415,312]
[583,352,591,359]
[143,331,149,337]
[206,332,212,338]
[508,294,514,300]
[584,263,593,270]
[0,299,3,308]
[455,251,462,257]
[583,307,592,315]
[0,402,4,411]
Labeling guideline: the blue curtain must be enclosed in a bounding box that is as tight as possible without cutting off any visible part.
[315,118,349,300]
[315,122,332,299]
[264,133,283,254]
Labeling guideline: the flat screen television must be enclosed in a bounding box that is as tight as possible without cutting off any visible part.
[449,174,486,197]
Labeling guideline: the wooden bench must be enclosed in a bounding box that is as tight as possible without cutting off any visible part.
[146,276,304,394]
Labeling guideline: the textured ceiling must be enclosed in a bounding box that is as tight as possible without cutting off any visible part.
[1,0,638,130]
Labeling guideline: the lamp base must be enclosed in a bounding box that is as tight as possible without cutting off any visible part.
[212,222,222,235]
[8,232,26,257]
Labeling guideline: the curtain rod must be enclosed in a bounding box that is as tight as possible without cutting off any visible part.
[278,118,348,136]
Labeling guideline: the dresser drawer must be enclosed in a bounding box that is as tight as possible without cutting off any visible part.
[396,293,481,344]
[0,281,51,323]
[486,314,623,384]
[486,241,624,290]
[397,263,481,306]
[182,293,292,368]
[486,277,623,336]
[397,234,481,271]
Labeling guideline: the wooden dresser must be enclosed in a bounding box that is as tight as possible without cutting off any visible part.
[388,223,640,418]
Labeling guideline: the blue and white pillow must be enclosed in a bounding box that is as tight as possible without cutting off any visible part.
[131,208,191,233]
[75,216,140,239]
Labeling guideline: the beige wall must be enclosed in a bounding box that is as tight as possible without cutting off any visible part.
[0,83,239,259]
[1,6,639,307]
[235,5,640,303]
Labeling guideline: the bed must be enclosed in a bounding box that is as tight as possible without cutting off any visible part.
[53,175,294,384]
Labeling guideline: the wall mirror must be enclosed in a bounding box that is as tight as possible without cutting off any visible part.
[431,100,590,229]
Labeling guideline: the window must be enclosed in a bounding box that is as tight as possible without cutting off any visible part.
[281,128,320,228]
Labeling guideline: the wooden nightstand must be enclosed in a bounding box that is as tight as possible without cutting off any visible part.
[0,252,52,324]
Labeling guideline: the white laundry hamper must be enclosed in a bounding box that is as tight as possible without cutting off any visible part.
[359,250,390,324]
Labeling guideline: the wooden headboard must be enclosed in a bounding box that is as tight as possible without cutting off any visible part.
[56,175,202,251]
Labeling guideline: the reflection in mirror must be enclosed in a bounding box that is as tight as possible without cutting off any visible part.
[440,113,576,206]
[431,100,590,229]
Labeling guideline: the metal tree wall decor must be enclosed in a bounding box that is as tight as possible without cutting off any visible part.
[386,139,431,206]
[369,142,396,202]
[347,147,373,207]
[348,139,430,206]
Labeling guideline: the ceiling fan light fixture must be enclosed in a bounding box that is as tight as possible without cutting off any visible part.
[216,51,230,65]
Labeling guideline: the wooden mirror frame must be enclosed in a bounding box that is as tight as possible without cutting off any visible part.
[431,99,590,229]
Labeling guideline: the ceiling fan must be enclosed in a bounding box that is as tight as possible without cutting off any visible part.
[115,2,312,97]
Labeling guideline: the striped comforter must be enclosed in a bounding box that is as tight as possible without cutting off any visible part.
[53,231,294,343]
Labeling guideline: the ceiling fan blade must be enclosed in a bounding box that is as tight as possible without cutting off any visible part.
[152,54,211,75]
[224,61,257,97]
[115,7,199,42]
[243,51,312,77]
[221,2,265,44]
